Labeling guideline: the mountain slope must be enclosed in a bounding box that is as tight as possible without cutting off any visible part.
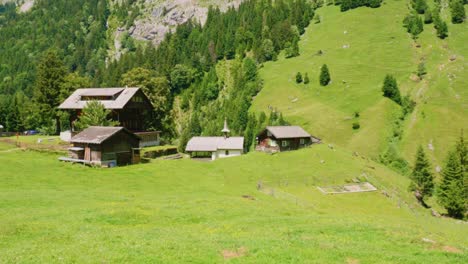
[252,0,468,167]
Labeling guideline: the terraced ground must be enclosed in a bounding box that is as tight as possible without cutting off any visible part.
[252,0,468,166]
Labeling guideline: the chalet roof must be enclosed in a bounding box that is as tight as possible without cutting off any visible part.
[185,137,244,152]
[70,126,140,144]
[263,126,312,139]
[58,87,142,110]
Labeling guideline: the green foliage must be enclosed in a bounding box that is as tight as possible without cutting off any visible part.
[380,143,410,174]
[74,101,119,130]
[401,95,416,116]
[433,10,449,39]
[409,146,434,202]
[424,9,433,24]
[352,122,360,130]
[450,0,466,24]
[121,67,172,132]
[438,150,465,218]
[382,75,401,105]
[411,0,428,14]
[33,51,67,134]
[340,0,383,12]
[319,64,331,86]
[170,65,194,93]
[304,73,310,84]
[285,37,300,58]
[416,62,426,79]
[296,72,303,83]
[403,13,424,39]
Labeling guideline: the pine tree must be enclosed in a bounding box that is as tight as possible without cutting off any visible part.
[410,146,434,206]
[411,0,428,14]
[319,64,331,86]
[438,151,465,218]
[455,130,467,168]
[417,62,427,79]
[451,0,466,24]
[296,72,303,83]
[382,75,402,105]
[304,73,310,84]
[33,51,67,134]
[424,9,433,24]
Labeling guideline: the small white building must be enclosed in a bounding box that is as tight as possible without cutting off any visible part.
[185,120,244,160]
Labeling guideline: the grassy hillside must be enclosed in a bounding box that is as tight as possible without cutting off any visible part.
[0,147,466,263]
[252,0,468,165]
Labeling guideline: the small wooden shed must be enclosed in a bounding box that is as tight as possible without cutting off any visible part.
[256,126,320,153]
[63,126,141,167]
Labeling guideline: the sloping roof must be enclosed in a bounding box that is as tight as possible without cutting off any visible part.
[58,87,141,109]
[263,126,312,139]
[70,126,140,144]
[185,137,244,152]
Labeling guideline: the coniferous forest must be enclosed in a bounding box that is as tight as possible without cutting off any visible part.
[0,0,315,151]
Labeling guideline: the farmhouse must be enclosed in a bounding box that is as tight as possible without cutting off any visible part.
[60,126,141,167]
[256,126,320,152]
[58,87,160,147]
[185,120,244,160]
[58,87,152,131]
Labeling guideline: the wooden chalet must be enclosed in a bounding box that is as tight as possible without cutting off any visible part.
[59,126,141,167]
[58,87,160,147]
[256,126,320,153]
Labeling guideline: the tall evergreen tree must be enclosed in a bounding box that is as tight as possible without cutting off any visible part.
[304,73,310,84]
[382,75,402,105]
[319,64,331,86]
[410,146,434,206]
[33,51,67,134]
[438,151,465,218]
[296,72,303,83]
[451,0,466,24]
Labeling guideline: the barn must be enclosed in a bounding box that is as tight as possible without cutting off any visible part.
[60,126,141,167]
[256,126,320,153]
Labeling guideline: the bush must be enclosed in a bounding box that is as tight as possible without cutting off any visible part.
[352,122,360,130]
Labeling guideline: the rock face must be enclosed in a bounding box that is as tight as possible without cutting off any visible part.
[131,0,243,45]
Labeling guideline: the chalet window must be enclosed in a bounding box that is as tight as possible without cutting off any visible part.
[282,141,289,147]
[225,150,229,156]
[300,138,305,145]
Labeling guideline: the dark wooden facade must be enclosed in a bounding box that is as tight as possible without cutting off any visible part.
[256,129,314,153]
[68,90,153,132]
[69,130,141,167]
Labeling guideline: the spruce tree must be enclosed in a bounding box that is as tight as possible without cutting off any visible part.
[410,146,434,206]
[319,64,331,86]
[296,72,303,83]
[382,75,402,105]
[438,151,465,218]
[304,73,310,84]
[451,0,466,24]
[424,9,433,24]
[33,51,67,134]
[411,0,428,14]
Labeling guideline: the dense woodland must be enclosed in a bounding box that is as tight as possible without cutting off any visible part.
[0,0,315,152]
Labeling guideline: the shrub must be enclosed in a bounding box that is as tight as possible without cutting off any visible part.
[352,122,360,130]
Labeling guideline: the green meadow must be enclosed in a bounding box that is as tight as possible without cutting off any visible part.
[0,145,466,263]
[252,0,468,164]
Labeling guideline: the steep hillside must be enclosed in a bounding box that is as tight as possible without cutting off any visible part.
[0,146,466,262]
[252,0,468,167]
